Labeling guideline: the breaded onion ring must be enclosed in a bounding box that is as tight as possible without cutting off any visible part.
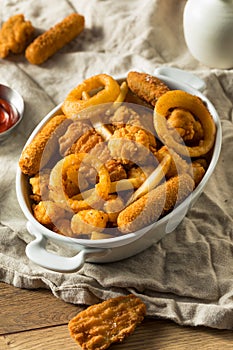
[49,153,110,213]
[154,90,216,157]
[62,74,121,118]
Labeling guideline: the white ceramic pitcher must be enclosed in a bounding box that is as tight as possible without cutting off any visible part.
[183,0,233,69]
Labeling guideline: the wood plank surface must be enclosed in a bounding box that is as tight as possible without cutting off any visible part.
[1,282,233,350]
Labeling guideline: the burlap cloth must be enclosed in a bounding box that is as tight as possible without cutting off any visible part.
[1,0,233,330]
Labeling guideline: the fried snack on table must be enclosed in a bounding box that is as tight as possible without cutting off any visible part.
[25,13,84,65]
[117,173,194,233]
[62,74,121,118]
[68,294,146,350]
[127,71,170,107]
[71,209,108,236]
[19,114,71,176]
[154,90,216,157]
[0,14,34,58]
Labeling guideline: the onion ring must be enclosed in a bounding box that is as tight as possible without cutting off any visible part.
[62,74,121,118]
[154,90,216,157]
[49,153,111,213]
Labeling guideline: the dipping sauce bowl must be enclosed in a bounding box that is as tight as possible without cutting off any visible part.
[0,84,24,142]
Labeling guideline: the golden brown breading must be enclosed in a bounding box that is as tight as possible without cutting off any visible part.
[72,129,103,154]
[192,159,207,186]
[105,159,127,182]
[19,114,71,176]
[127,71,170,107]
[25,13,84,65]
[59,121,91,156]
[33,200,67,226]
[108,125,152,165]
[103,194,125,223]
[166,108,204,143]
[0,14,34,58]
[117,173,195,233]
[71,209,108,235]
[29,169,50,202]
[68,294,146,350]
[155,146,191,179]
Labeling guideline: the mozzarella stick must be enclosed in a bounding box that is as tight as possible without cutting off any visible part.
[19,114,70,176]
[25,13,84,65]
[117,174,195,233]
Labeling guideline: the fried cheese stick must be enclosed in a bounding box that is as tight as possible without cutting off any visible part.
[25,13,84,64]
[117,173,194,233]
[19,114,71,176]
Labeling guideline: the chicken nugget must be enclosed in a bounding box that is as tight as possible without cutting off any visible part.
[127,71,170,107]
[25,13,84,64]
[117,173,194,233]
[68,294,146,350]
[0,14,34,58]
[19,114,71,176]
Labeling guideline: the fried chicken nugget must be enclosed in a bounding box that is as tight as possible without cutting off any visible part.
[19,114,71,176]
[0,14,34,58]
[68,294,146,350]
[25,13,84,65]
[117,173,195,233]
[127,71,170,107]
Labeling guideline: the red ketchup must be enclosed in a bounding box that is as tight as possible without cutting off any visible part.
[0,98,19,133]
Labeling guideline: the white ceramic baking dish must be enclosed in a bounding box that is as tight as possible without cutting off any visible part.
[16,67,222,272]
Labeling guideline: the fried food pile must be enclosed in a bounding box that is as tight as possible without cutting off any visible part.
[19,71,216,239]
[68,294,146,350]
[0,13,84,63]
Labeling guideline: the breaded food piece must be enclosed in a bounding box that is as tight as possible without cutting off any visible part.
[0,14,34,58]
[19,114,71,176]
[25,13,84,64]
[68,294,146,350]
[105,159,127,182]
[127,71,170,106]
[72,129,103,154]
[117,173,195,233]
[59,121,91,156]
[108,125,152,165]
[29,169,50,202]
[33,200,67,226]
[71,209,108,236]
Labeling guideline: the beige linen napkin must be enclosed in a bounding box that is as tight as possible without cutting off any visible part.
[1,0,233,330]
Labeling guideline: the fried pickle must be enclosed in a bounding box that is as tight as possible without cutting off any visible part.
[25,13,84,64]
[68,294,146,350]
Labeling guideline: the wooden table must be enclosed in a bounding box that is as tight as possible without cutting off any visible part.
[0,282,233,350]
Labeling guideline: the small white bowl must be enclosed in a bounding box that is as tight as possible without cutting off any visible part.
[16,68,222,272]
[0,84,24,142]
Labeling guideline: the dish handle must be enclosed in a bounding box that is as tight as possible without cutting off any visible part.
[154,66,206,92]
[25,222,110,273]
